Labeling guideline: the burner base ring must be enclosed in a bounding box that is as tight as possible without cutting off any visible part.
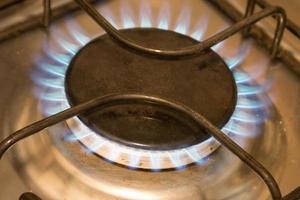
[65,28,237,169]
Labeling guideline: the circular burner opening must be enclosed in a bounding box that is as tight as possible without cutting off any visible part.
[83,100,209,150]
[65,28,237,151]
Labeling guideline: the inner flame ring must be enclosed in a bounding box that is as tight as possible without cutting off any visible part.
[65,94,221,169]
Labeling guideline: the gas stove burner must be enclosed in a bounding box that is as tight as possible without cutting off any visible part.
[64,28,237,169]
[2,0,300,198]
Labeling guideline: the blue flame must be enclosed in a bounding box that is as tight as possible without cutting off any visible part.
[191,16,208,41]
[98,6,118,28]
[168,151,186,170]
[65,129,92,141]
[223,121,256,137]
[212,41,224,52]
[37,63,66,77]
[107,147,121,161]
[51,31,79,55]
[237,97,267,109]
[38,90,66,101]
[66,20,90,45]
[174,6,191,35]
[139,0,152,27]
[149,152,162,171]
[120,1,136,28]
[43,103,68,116]
[234,71,253,84]
[238,84,265,96]
[211,26,229,52]
[157,2,171,30]
[88,140,107,153]
[231,109,263,124]
[32,3,272,170]
[32,75,64,89]
[44,49,72,65]
[185,147,201,162]
[128,153,141,169]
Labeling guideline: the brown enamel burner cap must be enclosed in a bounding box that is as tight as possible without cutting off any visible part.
[65,28,237,151]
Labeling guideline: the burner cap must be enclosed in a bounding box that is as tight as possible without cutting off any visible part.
[65,28,237,150]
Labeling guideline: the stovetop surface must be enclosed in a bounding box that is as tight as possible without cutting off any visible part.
[0,0,299,199]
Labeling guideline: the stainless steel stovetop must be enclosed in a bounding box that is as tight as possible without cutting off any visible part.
[0,0,299,199]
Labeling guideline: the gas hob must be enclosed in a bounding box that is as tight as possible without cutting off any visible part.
[0,0,300,199]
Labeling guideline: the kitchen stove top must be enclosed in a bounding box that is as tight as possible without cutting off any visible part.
[0,0,299,200]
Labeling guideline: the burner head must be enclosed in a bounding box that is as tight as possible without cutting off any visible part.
[65,28,237,151]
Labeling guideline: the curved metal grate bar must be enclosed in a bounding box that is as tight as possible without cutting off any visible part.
[42,0,51,27]
[74,0,286,58]
[243,0,288,57]
[246,0,300,39]
[0,94,282,200]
